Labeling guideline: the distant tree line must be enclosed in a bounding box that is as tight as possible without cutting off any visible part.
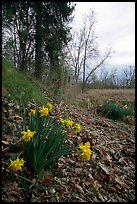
[83,65,135,89]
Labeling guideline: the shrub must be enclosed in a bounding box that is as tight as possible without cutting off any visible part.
[102,100,134,120]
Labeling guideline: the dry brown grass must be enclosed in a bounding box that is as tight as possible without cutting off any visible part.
[62,84,83,103]
[85,88,135,104]
[61,84,135,106]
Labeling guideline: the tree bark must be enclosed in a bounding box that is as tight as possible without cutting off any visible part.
[34,2,42,79]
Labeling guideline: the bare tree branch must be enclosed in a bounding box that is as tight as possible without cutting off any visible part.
[85,48,111,83]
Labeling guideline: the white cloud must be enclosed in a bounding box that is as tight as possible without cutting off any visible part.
[72,2,135,68]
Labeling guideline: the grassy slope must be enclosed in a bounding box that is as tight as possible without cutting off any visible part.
[2,58,47,106]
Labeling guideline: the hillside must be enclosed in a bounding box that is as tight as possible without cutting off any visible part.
[2,58,48,106]
[2,59,135,202]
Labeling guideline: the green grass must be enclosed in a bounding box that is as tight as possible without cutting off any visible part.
[102,100,134,120]
[2,58,47,106]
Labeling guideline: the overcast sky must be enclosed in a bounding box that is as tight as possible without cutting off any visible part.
[71,2,135,71]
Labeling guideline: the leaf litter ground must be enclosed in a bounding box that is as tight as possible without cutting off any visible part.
[2,97,135,202]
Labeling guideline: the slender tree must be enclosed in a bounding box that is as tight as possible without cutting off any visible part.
[2,2,35,71]
[122,66,135,88]
[67,9,111,91]
[33,2,43,79]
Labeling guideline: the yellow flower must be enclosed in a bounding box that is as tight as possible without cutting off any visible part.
[21,129,36,141]
[47,102,52,111]
[9,157,25,172]
[29,109,36,116]
[73,123,81,134]
[81,148,92,161]
[84,142,90,149]
[64,119,73,128]
[59,118,66,127]
[39,107,49,117]
[79,142,92,161]
[79,142,90,150]
[79,143,85,150]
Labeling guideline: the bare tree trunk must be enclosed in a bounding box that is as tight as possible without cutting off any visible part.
[34,2,42,79]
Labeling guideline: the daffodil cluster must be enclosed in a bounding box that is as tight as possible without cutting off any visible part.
[8,157,25,172]
[59,118,81,134]
[39,102,52,117]
[59,118,73,128]
[9,101,93,176]
[28,102,52,118]
[21,129,36,141]
[79,142,92,161]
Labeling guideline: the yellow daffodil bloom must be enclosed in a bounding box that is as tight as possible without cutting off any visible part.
[84,142,90,149]
[59,118,66,127]
[21,129,36,141]
[64,119,73,128]
[47,102,52,111]
[28,109,36,116]
[9,157,25,172]
[79,143,85,150]
[39,107,49,117]
[79,142,90,150]
[81,148,92,161]
[73,123,81,134]
[79,142,92,161]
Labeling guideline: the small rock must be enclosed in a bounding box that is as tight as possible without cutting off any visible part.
[75,168,83,175]
[48,187,56,195]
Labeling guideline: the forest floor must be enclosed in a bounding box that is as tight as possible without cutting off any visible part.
[2,90,135,202]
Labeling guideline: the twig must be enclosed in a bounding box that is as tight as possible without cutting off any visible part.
[54,178,67,189]
[15,173,32,183]
[2,147,10,153]
[43,193,57,198]
[81,185,94,201]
